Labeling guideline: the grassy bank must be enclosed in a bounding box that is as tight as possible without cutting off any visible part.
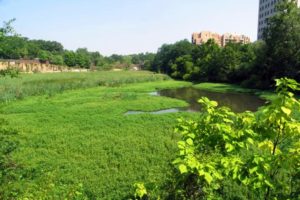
[0,72,194,199]
[0,71,170,102]
[194,82,277,101]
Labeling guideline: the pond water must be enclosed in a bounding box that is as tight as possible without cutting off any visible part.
[125,87,267,115]
[157,87,266,113]
[125,108,181,115]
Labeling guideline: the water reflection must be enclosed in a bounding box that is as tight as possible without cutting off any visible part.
[125,108,181,115]
[157,87,266,113]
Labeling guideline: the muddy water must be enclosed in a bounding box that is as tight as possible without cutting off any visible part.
[125,87,266,115]
[158,87,266,113]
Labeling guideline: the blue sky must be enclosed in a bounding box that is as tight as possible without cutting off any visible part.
[0,0,258,55]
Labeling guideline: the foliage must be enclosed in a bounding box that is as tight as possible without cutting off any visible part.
[50,54,64,65]
[133,183,148,200]
[173,78,300,199]
[151,39,258,84]
[131,53,156,70]
[0,71,171,102]
[0,67,20,78]
[245,0,300,89]
[38,50,52,62]
[0,72,192,199]
[0,18,16,39]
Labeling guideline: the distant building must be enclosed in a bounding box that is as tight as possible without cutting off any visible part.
[257,0,300,40]
[192,31,251,47]
[192,31,222,46]
[222,33,251,47]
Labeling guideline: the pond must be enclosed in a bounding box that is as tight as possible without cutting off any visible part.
[125,87,267,115]
[157,87,266,113]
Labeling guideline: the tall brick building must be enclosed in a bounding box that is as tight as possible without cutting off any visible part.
[192,31,251,47]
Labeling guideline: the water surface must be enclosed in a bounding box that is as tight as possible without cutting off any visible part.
[125,108,181,115]
[157,87,266,113]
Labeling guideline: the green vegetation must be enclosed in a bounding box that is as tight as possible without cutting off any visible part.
[0,66,20,78]
[194,82,256,94]
[0,71,170,102]
[136,78,300,200]
[1,1,299,199]
[194,82,277,101]
[1,69,299,199]
[151,39,258,85]
[0,71,194,199]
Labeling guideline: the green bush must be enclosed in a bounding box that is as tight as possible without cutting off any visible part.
[0,67,20,78]
[173,78,300,199]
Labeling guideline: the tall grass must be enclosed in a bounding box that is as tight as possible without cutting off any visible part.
[0,71,170,102]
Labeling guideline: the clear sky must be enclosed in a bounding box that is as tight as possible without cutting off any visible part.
[0,0,259,56]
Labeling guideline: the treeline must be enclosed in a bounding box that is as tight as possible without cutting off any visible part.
[151,39,259,85]
[150,0,300,89]
[0,24,155,70]
[1,0,299,89]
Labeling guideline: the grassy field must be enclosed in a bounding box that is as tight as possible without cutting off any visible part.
[1,72,278,199]
[0,71,170,103]
[0,71,194,199]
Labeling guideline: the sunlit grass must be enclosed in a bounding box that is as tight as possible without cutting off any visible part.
[0,72,194,199]
[0,71,170,102]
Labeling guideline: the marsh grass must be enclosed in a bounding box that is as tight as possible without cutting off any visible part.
[0,72,194,199]
[0,71,170,102]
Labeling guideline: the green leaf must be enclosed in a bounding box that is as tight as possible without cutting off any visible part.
[186,138,194,146]
[225,143,235,152]
[264,180,274,189]
[204,173,213,185]
[247,138,254,145]
[249,166,258,174]
[210,101,218,107]
[281,106,291,116]
[179,164,188,174]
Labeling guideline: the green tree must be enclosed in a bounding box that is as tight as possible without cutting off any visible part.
[64,51,77,67]
[152,40,195,74]
[256,0,300,88]
[171,55,199,80]
[38,50,52,62]
[0,36,28,59]
[50,54,64,65]
[193,39,221,82]
[30,40,64,53]
[0,19,16,39]
[89,51,104,67]
[122,56,132,70]
[76,48,91,68]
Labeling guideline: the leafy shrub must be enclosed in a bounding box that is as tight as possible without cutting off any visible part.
[133,183,148,200]
[173,78,300,199]
[0,67,20,78]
